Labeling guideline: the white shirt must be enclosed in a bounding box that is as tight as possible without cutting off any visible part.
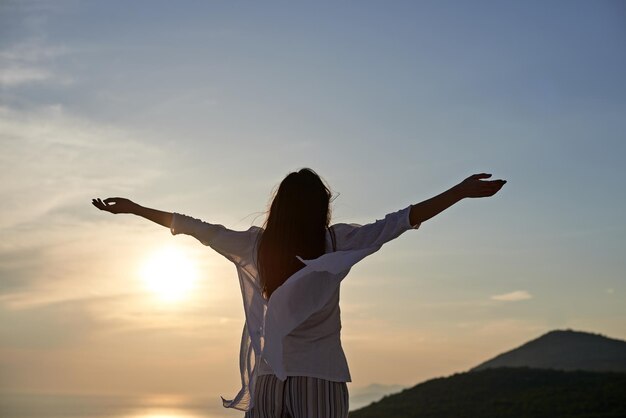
[170,205,420,411]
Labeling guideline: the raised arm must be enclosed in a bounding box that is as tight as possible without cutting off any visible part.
[92,197,259,265]
[332,172,506,251]
[409,173,506,225]
[92,197,172,227]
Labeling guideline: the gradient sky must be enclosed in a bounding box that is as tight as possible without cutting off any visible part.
[1,0,625,410]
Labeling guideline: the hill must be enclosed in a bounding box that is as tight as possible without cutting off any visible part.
[348,367,626,418]
[471,329,626,372]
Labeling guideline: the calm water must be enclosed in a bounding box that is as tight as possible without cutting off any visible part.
[0,393,243,418]
[1,387,386,417]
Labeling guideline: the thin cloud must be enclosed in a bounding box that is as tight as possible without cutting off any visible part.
[0,40,71,62]
[490,290,533,302]
[0,105,164,230]
[0,66,54,86]
[0,40,72,87]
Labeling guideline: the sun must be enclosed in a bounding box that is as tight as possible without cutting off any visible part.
[139,246,198,302]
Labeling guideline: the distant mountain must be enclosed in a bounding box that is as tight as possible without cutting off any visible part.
[349,329,626,417]
[348,368,626,418]
[349,383,406,410]
[471,329,626,372]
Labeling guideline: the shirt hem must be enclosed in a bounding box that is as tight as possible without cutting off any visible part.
[256,369,351,383]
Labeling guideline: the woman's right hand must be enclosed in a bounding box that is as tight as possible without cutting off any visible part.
[92,197,138,214]
[456,173,507,198]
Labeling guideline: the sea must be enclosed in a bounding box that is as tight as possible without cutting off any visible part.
[0,385,385,417]
[0,393,244,418]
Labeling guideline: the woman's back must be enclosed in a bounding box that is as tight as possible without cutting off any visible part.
[256,227,348,379]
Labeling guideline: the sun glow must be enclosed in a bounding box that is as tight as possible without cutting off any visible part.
[140,246,198,302]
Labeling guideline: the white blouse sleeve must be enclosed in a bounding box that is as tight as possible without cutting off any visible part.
[331,205,421,251]
[170,213,259,265]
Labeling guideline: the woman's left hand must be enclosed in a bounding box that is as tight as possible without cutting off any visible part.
[92,197,138,214]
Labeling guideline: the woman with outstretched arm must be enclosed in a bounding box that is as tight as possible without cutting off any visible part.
[92,170,506,418]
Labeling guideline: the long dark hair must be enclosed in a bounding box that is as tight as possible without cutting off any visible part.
[257,168,335,300]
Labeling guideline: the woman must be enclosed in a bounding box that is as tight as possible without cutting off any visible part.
[92,169,506,418]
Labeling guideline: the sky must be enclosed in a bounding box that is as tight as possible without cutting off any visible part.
[1,0,625,411]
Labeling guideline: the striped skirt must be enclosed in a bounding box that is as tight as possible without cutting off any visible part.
[244,373,349,418]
